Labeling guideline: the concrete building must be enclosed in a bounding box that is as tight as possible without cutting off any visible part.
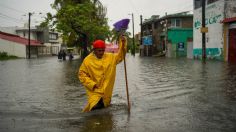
[142,11,193,57]
[166,28,193,58]
[0,25,61,57]
[193,0,236,62]
[0,31,42,58]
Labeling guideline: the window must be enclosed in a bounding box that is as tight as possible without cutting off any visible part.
[170,19,181,28]
[176,19,181,27]
[49,33,58,40]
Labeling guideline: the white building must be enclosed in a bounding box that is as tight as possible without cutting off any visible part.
[0,31,42,58]
[0,25,61,56]
[193,0,236,62]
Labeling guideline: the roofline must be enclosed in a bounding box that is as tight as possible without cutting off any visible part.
[16,28,44,32]
[143,11,193,25]
[0,31,43,46]
[0,31,19,37]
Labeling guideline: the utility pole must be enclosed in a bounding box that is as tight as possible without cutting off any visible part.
[132,13,135,56]
[140,15,143,56]
[28,12,31,59]
[165,12,168,53]
[201,0,206,62]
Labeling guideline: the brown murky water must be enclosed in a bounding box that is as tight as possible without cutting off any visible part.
[0,55,236,132]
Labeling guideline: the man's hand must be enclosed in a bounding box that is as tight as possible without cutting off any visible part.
[120,35,126,50]
[121,36,126,44]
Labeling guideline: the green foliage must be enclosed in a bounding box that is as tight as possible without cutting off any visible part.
[40,0,110,48]
[109,28,131,43]
[0,51,7,57]
[0,51,18,60]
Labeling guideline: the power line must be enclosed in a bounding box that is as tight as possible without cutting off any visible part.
[0,13,24,23]
[0,17,24,25]
[0,12,45,26]
[0,4,26,14]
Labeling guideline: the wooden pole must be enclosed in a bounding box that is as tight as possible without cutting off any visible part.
[123,53,130,113]
[120,36,130,113]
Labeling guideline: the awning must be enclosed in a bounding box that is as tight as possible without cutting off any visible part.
[221,17,236,23]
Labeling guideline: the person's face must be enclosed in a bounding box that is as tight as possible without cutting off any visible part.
[94,48,105,59]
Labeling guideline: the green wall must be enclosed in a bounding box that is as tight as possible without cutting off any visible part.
[167,28,193,57]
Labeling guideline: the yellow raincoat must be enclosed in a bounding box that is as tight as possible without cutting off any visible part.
[78,38,127,112]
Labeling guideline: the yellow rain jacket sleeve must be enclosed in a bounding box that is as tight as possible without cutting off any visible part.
[78,38,127,112]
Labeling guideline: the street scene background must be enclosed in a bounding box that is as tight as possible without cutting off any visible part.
[0,55,236,132]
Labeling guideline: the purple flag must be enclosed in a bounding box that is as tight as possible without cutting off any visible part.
[113,19,130,31]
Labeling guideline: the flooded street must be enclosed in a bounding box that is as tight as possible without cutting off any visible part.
[0,55,236,132]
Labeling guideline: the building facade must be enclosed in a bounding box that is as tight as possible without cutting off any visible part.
[142,12,193,57]
[15,26,61,56]
[0,31,42,58]
[167,28,193,58]
[0,25,61,57]
[193,0,236,62]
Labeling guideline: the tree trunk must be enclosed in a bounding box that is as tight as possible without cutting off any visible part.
[81,33,88,59]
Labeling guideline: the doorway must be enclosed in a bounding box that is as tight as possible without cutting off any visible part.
[228,29,236,62]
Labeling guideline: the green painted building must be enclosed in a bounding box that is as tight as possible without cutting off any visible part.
[167,28,193,58]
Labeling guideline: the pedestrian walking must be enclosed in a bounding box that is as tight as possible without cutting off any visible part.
[78,36,127,112]
[58,50,62,59]
[62,50,66,60]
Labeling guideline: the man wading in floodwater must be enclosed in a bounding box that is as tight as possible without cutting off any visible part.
[78,37,127,112]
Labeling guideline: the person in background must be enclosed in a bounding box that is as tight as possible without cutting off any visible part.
[78,36,127,112]
[69,51,74,61]
[58,50,62,60]
[62,50,66,60]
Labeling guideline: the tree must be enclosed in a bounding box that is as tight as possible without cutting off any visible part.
[40,0,110,58]
[109,28,131,43]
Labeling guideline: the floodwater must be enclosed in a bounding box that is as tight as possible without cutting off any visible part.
[0,55,236,132]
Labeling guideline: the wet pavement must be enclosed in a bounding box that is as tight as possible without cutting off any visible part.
[0,55,236,132]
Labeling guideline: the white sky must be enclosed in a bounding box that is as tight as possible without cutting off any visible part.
[0,0,55,27]
[0,0,193,34]
[100,0,193,34]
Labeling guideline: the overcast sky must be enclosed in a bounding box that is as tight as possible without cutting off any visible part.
[0,0,55,27]
[0,0,193,34]
[100,0,193,33]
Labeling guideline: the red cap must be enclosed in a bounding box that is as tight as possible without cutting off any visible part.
[93,40,106,49]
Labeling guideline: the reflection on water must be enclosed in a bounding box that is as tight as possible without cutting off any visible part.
[0,55,236,132]
[79,112,114,132]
